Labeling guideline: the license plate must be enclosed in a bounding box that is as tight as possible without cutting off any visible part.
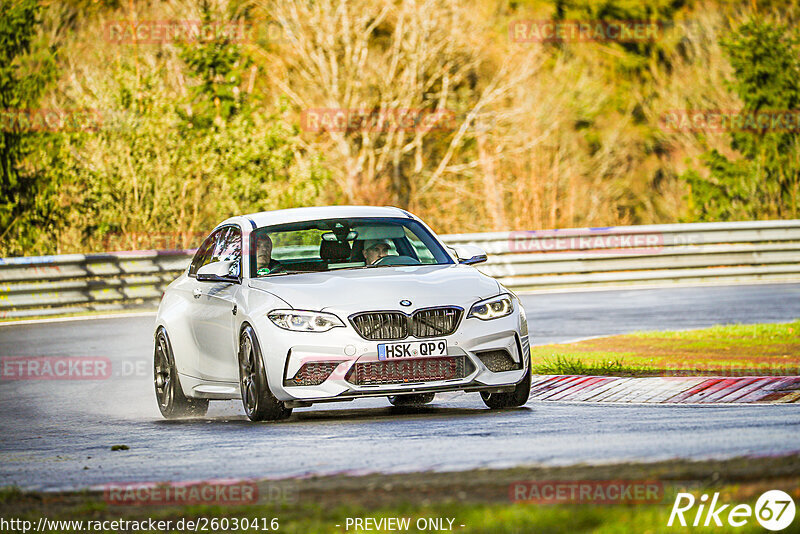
[377,339,448,360]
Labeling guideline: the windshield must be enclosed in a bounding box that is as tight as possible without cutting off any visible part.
[249,217,453,277]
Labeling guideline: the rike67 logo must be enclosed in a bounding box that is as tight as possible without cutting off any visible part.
[668,490,796,531]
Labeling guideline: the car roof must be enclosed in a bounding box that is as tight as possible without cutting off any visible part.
[220,205,414,230]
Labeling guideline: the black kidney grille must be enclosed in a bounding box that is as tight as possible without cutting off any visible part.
[411,307,462,338]
[351,307,463,340]
[351,312,408,340]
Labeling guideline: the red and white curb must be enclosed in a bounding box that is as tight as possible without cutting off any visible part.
[529,375,800,404]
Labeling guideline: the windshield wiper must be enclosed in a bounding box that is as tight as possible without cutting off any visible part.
[344,264,396,270]
[264,270,308,276]
[263,264,405,277]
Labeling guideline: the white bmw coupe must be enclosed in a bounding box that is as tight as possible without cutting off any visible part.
[154,206,530,421]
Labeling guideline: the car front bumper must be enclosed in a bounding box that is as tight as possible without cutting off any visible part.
[259,311,530,403]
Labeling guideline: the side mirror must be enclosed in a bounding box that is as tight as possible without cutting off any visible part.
[450,244,487,265]
[196,260,239,283]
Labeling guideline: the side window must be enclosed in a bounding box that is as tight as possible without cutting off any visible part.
[188,230,221,276]
[213,227,242,277]
[188,226,242,277]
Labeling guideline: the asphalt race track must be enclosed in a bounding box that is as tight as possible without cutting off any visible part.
[1,283,799,491]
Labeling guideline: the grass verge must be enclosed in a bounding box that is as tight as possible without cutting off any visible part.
[1,455,799,533]
[531,320,800,376]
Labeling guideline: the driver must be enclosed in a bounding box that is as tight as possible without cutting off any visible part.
[255,234,280,275]
[364,239,391,265]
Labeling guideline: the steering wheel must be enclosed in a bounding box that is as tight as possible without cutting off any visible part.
[263,261,284,274]
[375,255,421,266]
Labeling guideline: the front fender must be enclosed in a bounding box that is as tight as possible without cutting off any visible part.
[155,274,201,378]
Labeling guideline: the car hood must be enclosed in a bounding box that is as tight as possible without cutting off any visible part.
[248,264,500,312]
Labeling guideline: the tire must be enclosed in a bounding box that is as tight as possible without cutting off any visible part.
[388,393,435,407]
[480,364,531,409]
[154,328,209,418]
[238,325,292,422]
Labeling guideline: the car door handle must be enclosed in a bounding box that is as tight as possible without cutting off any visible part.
[193,288,202,299]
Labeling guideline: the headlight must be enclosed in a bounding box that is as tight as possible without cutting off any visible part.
[267,310,345,332]
[468,295,513,320]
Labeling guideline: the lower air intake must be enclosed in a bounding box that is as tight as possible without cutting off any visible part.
[476,350,521,372]
[289,362,340,386]
[346,356,471,385]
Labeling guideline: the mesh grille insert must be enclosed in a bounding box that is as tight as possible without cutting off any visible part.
[476,350,520,372]
[346,356,471,385]
[289,362,340,386]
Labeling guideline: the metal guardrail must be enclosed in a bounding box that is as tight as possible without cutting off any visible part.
[1,220,799,319]
[0,251,192,318]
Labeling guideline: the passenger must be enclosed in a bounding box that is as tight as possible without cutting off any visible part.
[364,239,392,265]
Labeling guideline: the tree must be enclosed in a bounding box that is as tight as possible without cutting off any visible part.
[68,0,327,251]
[0,0,58,255]
[683,18,800,220]
[260,0,539,214]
